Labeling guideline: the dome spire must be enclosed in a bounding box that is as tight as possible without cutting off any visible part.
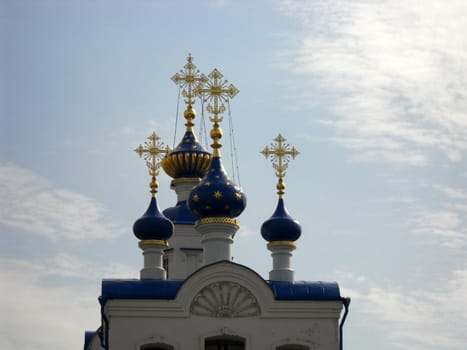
[134,132,171,197]
[261,133,300,199]
[161,55,212,233]
[162,55,211,181]
[195,68,239,158]
[188,67,246,265]
[261,134,301,282]
[133,132,173,280]
[171,53,208,132]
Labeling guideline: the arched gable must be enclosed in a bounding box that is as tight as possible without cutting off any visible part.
[176,261,276,317]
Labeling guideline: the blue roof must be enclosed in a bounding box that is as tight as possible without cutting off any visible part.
[101,279,183,305]
[100,279,341,305]
[269,280,341,300]
[84,331,95,350]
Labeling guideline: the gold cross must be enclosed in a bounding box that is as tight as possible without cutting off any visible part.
[134,132,170,196]
[195,68,239,121]
[261,134,299,197]
[171,54,208,107]
[194,68,239,156]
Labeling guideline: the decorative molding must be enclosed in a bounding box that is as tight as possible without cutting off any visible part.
[196,217,240,226]
[190,282,260,317]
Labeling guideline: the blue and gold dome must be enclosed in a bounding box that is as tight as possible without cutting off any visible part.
[161,106,211,179]
[188,155,246,220]
[260,134,301,244]
[133,197,173,241]
[161,55,213,224]
[261,197,301,242]
[133,132,174,242]
[184,66,246,222]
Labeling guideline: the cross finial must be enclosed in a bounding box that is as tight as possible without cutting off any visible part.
[261,134,300,198]
[195,68,239,157]
[134,132,171,196]
[171,54,208,130]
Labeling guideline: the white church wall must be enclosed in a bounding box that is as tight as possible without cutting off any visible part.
[97,262,343,350]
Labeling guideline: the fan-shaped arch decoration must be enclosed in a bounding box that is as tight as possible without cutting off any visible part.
[190,282,260,317]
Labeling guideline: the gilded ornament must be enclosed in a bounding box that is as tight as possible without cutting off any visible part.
[161,54,212,179]
[267,240,297,248]
[171,53,207,115]
[261,134,299,198]
[134,132,170,196]
[196,217,240,226]
[138,239,169,248]
[195,68,239,157]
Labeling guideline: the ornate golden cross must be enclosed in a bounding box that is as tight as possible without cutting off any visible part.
[261,134,299,197]
[194,68,239,156]
[171,54,208,107]
[134,132,170,196]
[195,68,239,121]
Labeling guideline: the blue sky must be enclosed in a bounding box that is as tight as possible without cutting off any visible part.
[2,0,467,349]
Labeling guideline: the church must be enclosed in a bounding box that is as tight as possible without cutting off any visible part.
[83,55,350,350]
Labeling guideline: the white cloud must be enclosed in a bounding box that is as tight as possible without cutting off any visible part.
[405,182,467,248]
[276,0,467,165]
[236,224,256,238]
[409,206,466,248]
[0,163,124,241]
[381,195,419,204]
[339,265,467,350]
[0,255,136,350]
[432,184,467,200]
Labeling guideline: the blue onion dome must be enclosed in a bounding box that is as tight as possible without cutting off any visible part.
[162,107,211,179]
[133,196,174,240]
[261,198,301,242]
[188,156,246,220]
[163,200,196,225]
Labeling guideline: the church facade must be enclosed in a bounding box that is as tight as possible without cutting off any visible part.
[83,55,350,350]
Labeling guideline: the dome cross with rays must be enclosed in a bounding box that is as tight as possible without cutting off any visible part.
[188,67,246,223]
[162,54,212,180]
[133,132,173,242]
[261,134,301,244]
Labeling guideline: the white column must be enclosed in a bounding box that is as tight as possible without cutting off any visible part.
[195,220,239,265]
[167,178,204,279]
[268,242,296,282]
[138,240,168,280]
[171,178,200,202]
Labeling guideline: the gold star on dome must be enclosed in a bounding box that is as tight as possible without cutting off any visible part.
[192,193,200,202]
[213,190,223,199]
